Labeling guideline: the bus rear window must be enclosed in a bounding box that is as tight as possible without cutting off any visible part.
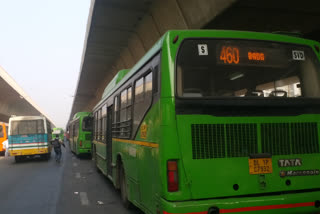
[82,116,93,131]
[176,39,320,98]
[10,120,45,135]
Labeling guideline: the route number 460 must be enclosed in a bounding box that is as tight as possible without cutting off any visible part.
[220,46,240,64]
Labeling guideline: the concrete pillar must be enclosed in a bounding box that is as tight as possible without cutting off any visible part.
[120,48,135,68]
[115,58,126,71]
[177,0,237,28]
[136,14,161,50]
[151,0,188,35]
[83,0,237,113]
[128,33,146,62]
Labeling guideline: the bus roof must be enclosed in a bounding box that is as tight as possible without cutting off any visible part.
[93,29,320,111]
[93,34,165,110]
[9,115,45,122]
[71,112,91,121]
[101,69,130,99]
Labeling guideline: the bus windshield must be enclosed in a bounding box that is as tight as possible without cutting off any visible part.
[82,116,93,131]
[10,120,45,135]
[177,39,320,98]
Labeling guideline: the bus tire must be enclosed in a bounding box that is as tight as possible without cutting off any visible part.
[120,164,132,209]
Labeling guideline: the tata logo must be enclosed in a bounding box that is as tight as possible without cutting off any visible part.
[278,158,302,167]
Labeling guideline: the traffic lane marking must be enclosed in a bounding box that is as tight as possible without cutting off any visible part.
[79,192,90,205]
[75,172,81,179]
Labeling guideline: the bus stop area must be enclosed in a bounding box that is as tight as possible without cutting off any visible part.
[1,0,320,214]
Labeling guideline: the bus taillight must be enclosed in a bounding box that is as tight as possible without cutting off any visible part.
[79,140,82,147]
[167,160,178,192]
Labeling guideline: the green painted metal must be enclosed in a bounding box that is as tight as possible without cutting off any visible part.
[101,69,130,99]
[93,30,320,214]
[69,112,92,155]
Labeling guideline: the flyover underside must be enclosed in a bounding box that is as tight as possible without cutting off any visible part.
[0,77,41,123]
[70,0,320,120]
[0,68,52,124]
[204,0,320,38]
[70,0,236,119]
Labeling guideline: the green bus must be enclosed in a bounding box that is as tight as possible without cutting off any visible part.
[92,30,320,214]
[68,112,93,155]
[52,127,64,141]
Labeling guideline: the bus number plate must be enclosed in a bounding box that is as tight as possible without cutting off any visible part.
[249,158,273,174]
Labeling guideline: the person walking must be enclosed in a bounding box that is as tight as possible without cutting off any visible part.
[2,139,9,157]
[51,134,65,162]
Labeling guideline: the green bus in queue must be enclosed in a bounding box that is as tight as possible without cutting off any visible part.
[91,30,320,214]
[52,127,64,141]
[68,112,93,155]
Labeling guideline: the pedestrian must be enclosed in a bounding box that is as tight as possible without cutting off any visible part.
[50,134,65,162]
[2,139,9,157]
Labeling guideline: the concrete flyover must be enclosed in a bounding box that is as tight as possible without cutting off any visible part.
[0,66,54,125]
[69,0,320,119]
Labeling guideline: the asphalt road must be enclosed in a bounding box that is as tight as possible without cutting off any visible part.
[0,144,142,214]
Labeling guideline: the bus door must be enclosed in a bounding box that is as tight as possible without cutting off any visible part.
[106,105,113,176]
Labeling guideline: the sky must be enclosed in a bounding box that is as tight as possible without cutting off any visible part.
[0,0,91,128]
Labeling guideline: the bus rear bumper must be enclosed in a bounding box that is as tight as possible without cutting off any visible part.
[161,191,320,214]
[9,148,49,156]
[78,148,91,154]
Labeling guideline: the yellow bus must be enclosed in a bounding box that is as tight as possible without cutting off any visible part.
[0,122,8,155]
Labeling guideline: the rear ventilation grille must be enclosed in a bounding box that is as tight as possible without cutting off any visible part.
[191,124,257,159]
[191,122,319,159]
[261,122,319,155]
[226,124,258,158]
[191,124,225,159]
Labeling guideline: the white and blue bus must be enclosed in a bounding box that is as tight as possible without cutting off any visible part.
[8,116,52,162]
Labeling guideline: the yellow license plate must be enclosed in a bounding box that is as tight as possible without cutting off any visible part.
[249,158,273,174]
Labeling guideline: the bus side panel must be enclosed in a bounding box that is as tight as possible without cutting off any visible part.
[77,131,92,154]
[94,141,107,175]
[112,140,140,203]
[112,101,162,213]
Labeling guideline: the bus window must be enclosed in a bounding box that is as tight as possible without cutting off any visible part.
[113,96,120,138]
[94,112,98,140]
[10,120,44,135]
[177,39,320,98]
[0,126,3,138]
[127,87,132,121]
[145,72,152,99]
[97,109,101,140]
[135,77,144,103]
[102,106,106,142]
[120,89,127,124]
[83,116,93,132]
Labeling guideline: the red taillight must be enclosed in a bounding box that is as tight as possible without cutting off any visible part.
[79,141,82,147]
[167,160,178,192]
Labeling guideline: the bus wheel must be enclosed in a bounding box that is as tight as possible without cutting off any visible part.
[120,164,132,209]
